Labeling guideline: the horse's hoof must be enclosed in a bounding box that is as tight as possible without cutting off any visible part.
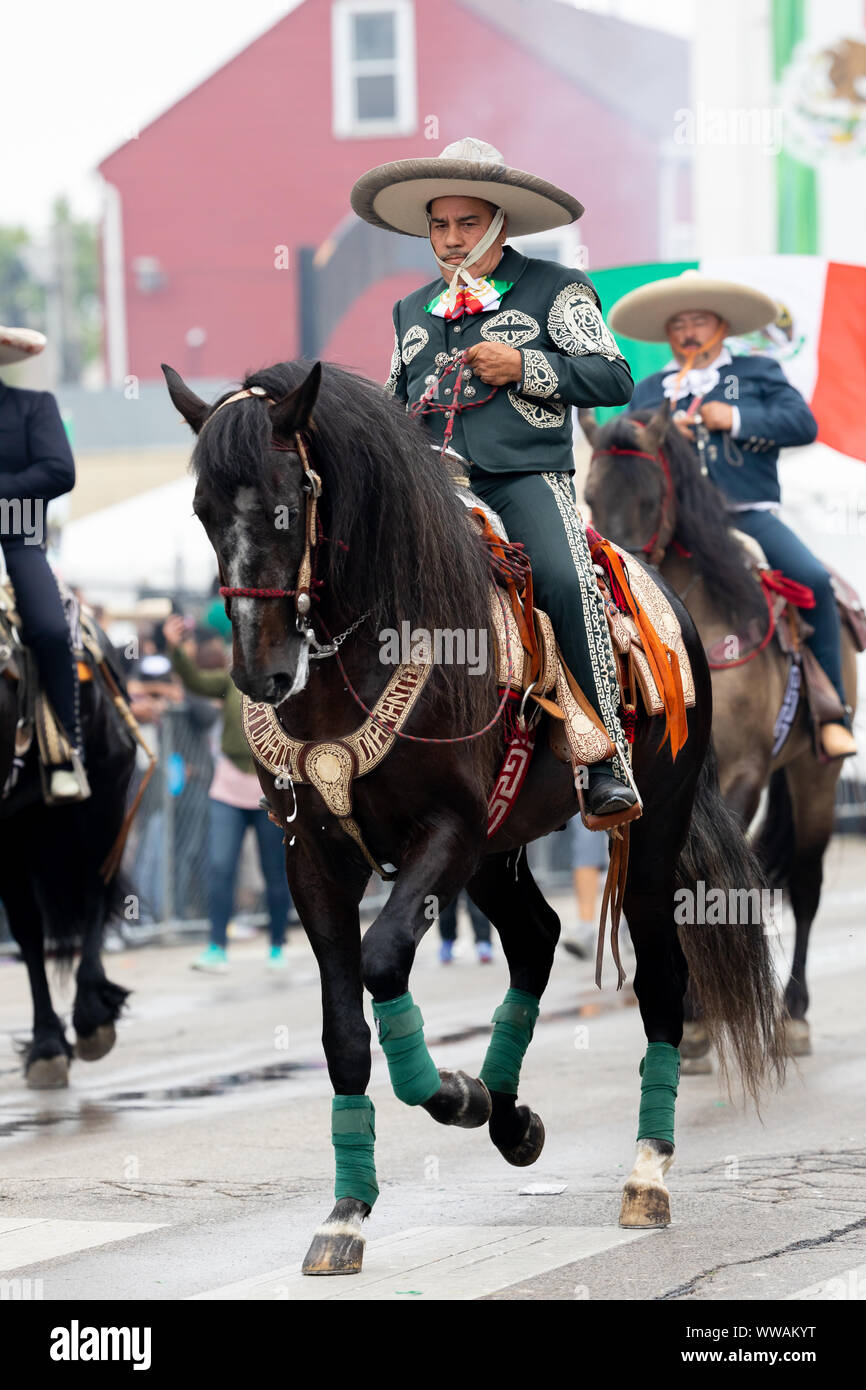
[619,1180,671,1228]
[422,1070,492,1128]
[26,1055,70,1090]
[785,1018,811,1057]
[680,1021,710,1060]
[302,1200,368,1276]
[75,1024,116,1062]
[302,1229,365,1276]
[680,1053,712,1076]
[493,1105,545,1167]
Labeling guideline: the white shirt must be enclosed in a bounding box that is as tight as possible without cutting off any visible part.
[661,347,741,438]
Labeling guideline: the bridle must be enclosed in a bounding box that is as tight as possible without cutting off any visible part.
[590,445,678,568]
[198,386,517,741]
[205,386,360,660]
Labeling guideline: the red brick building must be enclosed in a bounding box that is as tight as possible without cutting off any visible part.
[98,0,691,386]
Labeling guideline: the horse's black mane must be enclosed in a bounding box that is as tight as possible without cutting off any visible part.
[603,412,765,622]
[192,360,497,732]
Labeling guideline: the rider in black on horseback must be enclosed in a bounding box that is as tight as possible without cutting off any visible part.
[0,323,89,800]
[351,137,640,821]
[611,270,857,762]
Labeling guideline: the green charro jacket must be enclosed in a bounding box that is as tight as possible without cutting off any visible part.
[386,244,633,470]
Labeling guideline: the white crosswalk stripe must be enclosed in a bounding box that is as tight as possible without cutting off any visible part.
[0,1218,164,1273]
[191,1224,654,1301]
[786,1264,866,1300]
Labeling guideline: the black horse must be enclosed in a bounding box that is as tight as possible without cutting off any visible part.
[0,637,137,1087]
[164,358,784,1275]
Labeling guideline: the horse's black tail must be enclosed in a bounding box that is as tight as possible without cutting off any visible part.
[676,743,786,1102]
[30,796,130,964]
[21,675,136,965]
[753,769,796,891]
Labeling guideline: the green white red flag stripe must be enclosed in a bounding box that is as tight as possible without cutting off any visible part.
[594,257,866,464]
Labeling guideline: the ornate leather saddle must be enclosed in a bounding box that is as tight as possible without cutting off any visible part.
[0,577,106,800]
[703,536,864,761]
[243,502,695,872]
[488,536,696,766]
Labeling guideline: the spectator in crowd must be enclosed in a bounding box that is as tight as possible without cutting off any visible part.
[163,614,291,972]
[560,815,608,959]
[122,646,185,926]
[438,892,493,964]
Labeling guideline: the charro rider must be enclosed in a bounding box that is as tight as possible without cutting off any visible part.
[350,137,639,820]
[0,322,89,799]
[610,270,856,761]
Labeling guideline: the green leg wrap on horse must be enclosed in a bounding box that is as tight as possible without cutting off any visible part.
[637,1042,680,1145]
[332,1095,378,1209]
[372,992,441,1106]
[479,988,540,1096]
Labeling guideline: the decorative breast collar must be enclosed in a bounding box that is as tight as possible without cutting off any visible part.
[241,662,432,879]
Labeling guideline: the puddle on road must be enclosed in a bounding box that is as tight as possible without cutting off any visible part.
[109,1057,325,1103]
[1,987,635,1141]
[425,986,637,1049]
[0,1057,327,1140]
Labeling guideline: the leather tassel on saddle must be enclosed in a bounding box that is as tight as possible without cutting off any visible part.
[472,509,541,687]
[597,823,630,990]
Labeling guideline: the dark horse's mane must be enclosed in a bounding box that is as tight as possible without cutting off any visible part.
[602,411,765,622]
[192,360,497,734]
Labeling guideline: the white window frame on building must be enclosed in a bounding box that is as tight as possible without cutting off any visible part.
[511,226,586,269]
[332,0,417,139]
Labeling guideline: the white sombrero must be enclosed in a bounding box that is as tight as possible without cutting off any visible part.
[608,270,778,342]
[350,136,584,238]
[0,325,47,367]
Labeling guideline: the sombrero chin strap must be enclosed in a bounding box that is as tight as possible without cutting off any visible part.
[430,206,506,289]
[670,321,727,393]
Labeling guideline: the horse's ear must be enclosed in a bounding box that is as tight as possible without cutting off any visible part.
[269,362,322,442]
[162,364,210,435]
[640,399,671,456]
[578,408,600,447]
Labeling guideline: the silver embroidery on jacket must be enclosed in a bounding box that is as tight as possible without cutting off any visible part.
[480,309,540,347]
[384,330,402,395]
[401,324,429,364]
[548,283,621,361]
[521,349,559,399]
[507,391,567,428]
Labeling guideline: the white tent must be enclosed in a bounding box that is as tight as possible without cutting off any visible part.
[57,475,217,608]
[781,443,866,600]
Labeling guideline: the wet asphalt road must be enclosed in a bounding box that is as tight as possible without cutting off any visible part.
[0,836,864,1302]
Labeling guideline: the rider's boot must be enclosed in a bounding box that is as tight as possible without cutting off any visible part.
[585,760,638,818]
[820,722,857,760]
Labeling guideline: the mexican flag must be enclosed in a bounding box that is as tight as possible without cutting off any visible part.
[593,257,866,464]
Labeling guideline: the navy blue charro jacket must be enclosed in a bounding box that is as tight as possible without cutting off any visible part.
[627,355,818,506]
[0,380,75,547]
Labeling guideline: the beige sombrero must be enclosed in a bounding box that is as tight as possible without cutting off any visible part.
[0,325,47,367]
[608,270,778,342]
[350,136,584,238]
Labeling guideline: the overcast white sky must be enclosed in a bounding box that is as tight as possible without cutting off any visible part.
[2,0,695,232]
